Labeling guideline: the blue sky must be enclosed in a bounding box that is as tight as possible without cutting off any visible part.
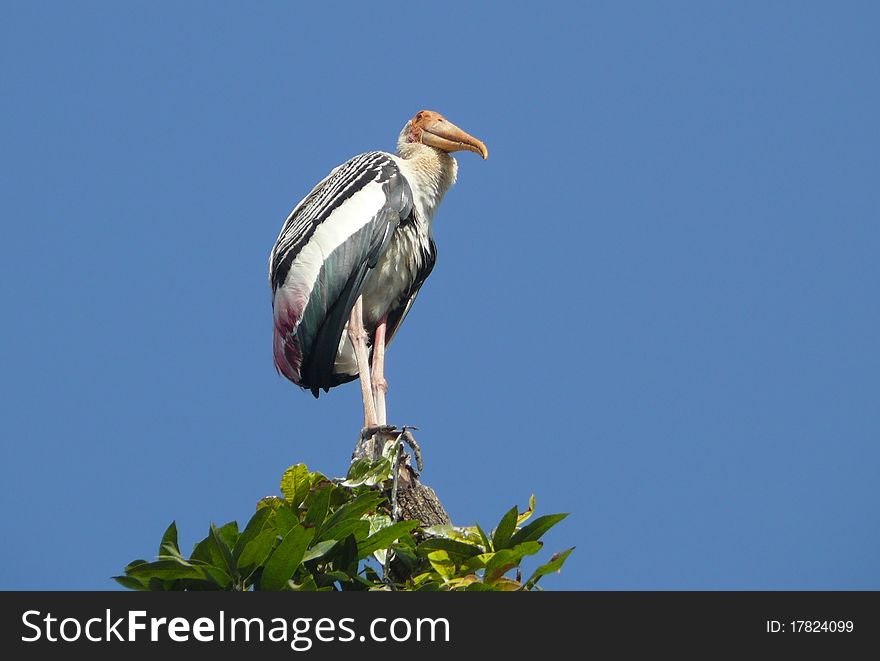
[2,1,877,589]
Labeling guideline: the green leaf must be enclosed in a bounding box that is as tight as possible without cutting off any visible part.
[309,471,331,488]
[444,574,483,590]
[191,526,236,588]
[158,522,179,557]
[342,457,393,487]
[411,573,442,591]
[127,560,206,582]
[147,577,169,591]
[427,550,457,581]
[113,575,148,591]
[290,573,320,591]
[381,436,402,461]
[158,543,187,563]
[191,536,223,569]
[343,457,372,484]
[367,513,393,533]
[463,552,493,571]
[236,529,278,573]
[280,464,311,507]
[389,543,419,576]
[365,514,394,564]
[508,513,569,547]
[357,520,419,559]
[323,569,359,584]
[417,538,484,561]
[260,525,315,591]
[301,539,338,563]
[484,541,542,584]
[517,494,537,526]
[489,577,523,591]
[475,524,492,552]
[333,534,360,575]
[422,524,485,547]
[525,547,575,590]
[323,519,371,545]
[210,523,238,580]
[257,496,285,511]
[232,507,274,562]
[217,521,240,547]
[303,483,333,532]
[275,504,301,535]
[318,492,383,541]
[492,506,518,550]
[193,562,232,588]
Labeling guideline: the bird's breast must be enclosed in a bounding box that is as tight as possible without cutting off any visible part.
[360,221,429,328]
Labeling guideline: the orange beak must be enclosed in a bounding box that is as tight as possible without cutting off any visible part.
[421,117,489,159]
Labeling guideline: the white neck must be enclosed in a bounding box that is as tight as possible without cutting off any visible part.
[394,142,458,225]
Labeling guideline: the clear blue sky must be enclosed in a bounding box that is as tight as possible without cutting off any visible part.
[2,2,877,590]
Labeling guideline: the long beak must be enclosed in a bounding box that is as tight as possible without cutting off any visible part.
[422,120,489,159]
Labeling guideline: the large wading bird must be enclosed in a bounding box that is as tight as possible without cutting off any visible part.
[269,110,488,435]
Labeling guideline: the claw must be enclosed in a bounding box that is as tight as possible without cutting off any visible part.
[400,428,423,472]
[359,424,397,441]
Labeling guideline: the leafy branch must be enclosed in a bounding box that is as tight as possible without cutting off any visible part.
[116,449,573,591]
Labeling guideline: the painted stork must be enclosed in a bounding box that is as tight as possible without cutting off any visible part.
[269,110,488,433]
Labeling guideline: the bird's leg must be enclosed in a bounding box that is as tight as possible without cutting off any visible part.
[348,297,379,459]
[371,316,389,426]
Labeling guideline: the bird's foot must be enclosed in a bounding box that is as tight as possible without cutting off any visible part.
[359,424,397,442]
[354,424,397,462]
[352,423,423,473]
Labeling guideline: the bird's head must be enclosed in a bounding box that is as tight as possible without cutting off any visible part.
[399,110,488,160]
